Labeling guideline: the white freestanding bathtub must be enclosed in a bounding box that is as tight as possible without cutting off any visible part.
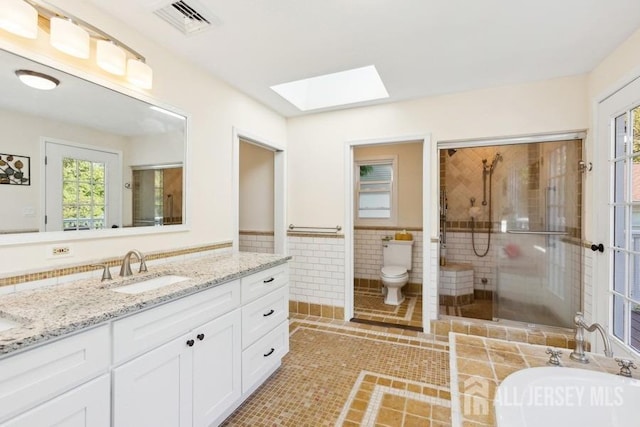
[495,367,640,427]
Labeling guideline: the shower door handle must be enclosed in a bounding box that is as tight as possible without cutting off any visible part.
[580,241,605,252]
[506,230,568,235]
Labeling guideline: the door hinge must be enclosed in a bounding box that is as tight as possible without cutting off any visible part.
[44,156,47,166]
[44,215,47,225]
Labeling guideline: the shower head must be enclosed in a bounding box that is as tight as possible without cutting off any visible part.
[447,148,457,157]
[491,153,502,170]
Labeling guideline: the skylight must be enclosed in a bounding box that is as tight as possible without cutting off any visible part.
[270,65,389,111]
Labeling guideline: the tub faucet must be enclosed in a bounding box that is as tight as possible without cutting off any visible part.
[119,249,148,277]
[570,312,613,363]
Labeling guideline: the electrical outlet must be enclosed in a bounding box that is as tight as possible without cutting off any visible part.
[22,206,35,217]
[47,245,73,258]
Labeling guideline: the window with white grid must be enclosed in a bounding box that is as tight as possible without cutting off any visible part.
[356,157,397,225]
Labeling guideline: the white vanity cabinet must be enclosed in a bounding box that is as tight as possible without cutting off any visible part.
[0,325,110,426]
[0,375,110,427]
[112,281,242,427]
[0,260,290,427]
[112,261,290,427]
[240,264,289,395]
[113,309,241,427]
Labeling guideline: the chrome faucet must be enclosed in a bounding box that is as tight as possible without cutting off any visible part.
[570,312,614,363]
[119,249,148,277]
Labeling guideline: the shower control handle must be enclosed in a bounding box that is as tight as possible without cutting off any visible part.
[591,243,604,253]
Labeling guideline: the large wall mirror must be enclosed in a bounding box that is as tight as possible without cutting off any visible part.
[0,49,187,240]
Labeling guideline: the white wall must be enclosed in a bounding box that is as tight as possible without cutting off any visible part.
[354,142,423,227]
[287,75,589,229]
[0,0,286,273]
[239,141,274,232]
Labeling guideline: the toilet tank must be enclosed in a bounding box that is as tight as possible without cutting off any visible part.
[383,240,414,270]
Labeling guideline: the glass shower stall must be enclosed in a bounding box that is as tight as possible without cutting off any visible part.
[440,138,583,329]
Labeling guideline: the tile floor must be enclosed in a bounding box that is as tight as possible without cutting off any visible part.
[439,299,493,321]
[353,288,423,329]
[222,315,452,426]
[353,281,496,330]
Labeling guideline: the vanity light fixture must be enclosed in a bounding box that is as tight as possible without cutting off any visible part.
[1,0,153,89]
[96,40,126,75]
[15,69,60,90]
[49,17,90,58]
[0,0,38,38]
[127,58,153,90]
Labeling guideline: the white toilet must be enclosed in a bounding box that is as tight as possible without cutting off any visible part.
[381,239,414,305]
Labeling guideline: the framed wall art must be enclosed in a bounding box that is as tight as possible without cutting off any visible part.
[0,154,30,185]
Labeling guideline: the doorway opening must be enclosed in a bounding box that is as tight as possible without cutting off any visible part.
[238,139,276,253]
[232,128,286,255]
[131,165,183,227]
[43,139,121,231]
[344,135,431,332]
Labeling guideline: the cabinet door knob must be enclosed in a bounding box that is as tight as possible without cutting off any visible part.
[186,339,195,347]
[263,277,275,284]
[263,309,275,317]
[197,333,205,341]
[263,348,275,357]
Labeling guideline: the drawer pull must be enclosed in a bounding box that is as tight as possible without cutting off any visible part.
[197,333,205,341]
[263,277,275,284]
[186,339,195,347]
[263,348,275,357]
[263,309,275,317]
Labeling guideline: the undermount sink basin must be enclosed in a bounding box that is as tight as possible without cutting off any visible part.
[0,316,21,332]
[111,275,190,294]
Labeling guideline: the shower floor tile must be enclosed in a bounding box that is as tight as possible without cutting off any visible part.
[222,316,451,426]
[439,299,493,321]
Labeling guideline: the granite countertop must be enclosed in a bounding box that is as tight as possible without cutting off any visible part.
[0,252,290,357]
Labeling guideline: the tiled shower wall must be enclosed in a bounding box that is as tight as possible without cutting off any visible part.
[354,228,423,285]
[443,231,496,291]
[239,231,274,253]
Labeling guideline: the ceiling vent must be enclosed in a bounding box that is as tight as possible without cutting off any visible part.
[153,0,220,36]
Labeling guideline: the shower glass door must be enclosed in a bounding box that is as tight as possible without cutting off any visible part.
[493,140,582,329]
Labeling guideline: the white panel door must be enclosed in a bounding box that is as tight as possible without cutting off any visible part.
[192,310,241,427]
[112,334,193,427]
[44,140,121,231]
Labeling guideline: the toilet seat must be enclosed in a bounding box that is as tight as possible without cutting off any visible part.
[381,266,407,278]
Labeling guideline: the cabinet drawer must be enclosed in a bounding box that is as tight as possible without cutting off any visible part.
[241,264,288,304]
[241,321,289,393]
[0,374,110,427]
[0,325,110,423]
[113,280,240,365]
[242,286,288,349]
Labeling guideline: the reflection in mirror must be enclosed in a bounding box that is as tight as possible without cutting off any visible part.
[132,165,183,226]
[0,49,186,235]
